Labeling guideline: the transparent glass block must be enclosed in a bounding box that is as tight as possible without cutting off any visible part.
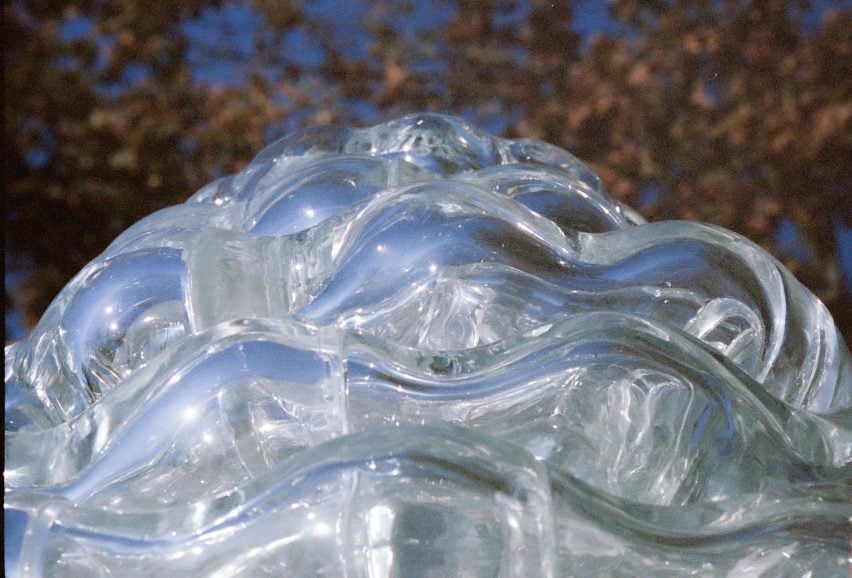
[6,113,850,577]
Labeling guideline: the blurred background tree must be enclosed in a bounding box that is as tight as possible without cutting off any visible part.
[5,0,850,341]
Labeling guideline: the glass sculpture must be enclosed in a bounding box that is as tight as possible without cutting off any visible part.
[5,113,850,576]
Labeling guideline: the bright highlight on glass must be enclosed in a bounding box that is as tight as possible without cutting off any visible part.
[5,113,850,576]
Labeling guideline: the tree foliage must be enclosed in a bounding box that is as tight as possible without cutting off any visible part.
[5,0,850,340]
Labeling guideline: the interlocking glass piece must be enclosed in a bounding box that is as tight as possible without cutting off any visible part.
[5,113,850,577]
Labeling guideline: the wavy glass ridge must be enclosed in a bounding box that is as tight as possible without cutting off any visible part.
[5,113,850,577]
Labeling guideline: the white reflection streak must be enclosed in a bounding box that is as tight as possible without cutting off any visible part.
[207,527,316,578]
[367,504,395,578]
